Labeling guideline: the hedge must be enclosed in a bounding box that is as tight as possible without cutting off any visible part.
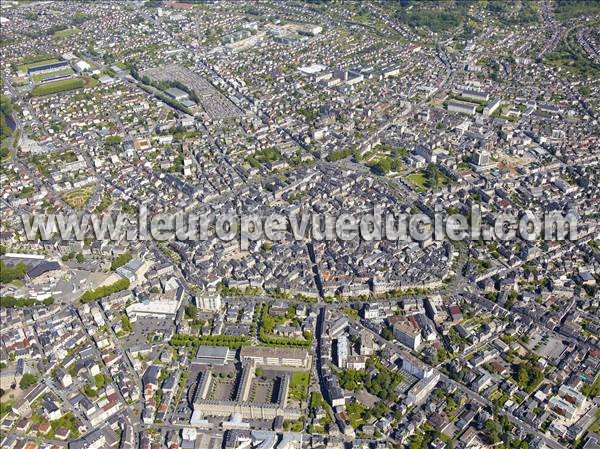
[80,278,130,303]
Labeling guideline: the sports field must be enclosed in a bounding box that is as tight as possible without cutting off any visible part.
[54,27,80,38]
[31,78,85,96]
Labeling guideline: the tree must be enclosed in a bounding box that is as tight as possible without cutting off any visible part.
[437,348,447,362]
[581,376,599,398]
[518,364,530,386]
[184,304,198,320]
[84,385,97,398]
[0,261,27,283]
[94,373,107,389]
[446,396,457,412]
[19,373,38,390]
[111,252,132,270]
[425,163,444,188]
[424,349,438,365]
[121,314,132,332]
[484,419,501,444]
[105,135,122,147]
[381,325,394,341]
[80,278,130,303]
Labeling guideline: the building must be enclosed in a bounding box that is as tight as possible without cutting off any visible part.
[414,144,437,163]
[448,304,463,322]
[359,333,375,355]
[346,355,367,370]
[298,24,322,36]
[116,258,146,283]
[222,29,252,44]
[239,346,311,369]
[125,298,180,319]
[194,293,222,311]
[56,367,73,388]
[361,303,383,320]
[336,335,349,368]
[558,385,586,408]
[327,385,345,408]
[68,428,106,449]
[424,295,446,324]
[27,60,69,75]
[473,150,491,167]
[73,60,92,73]
[549,396,577,419]
[26,260,60,279]
[181,427,197,444]
[382,65,400,78]
[191,364,299,421]
[460,88,489,102]
[406,372,440,405]
[448,100,477,116]
[583,433,600,449]
[388,317,422,350]
[193,397,301,421]
[165,87,189,101]
[193,346,233,366]
[40,72,72,83]
[329,317,349,338]
[483,98,502,116]
[401,354,434,379]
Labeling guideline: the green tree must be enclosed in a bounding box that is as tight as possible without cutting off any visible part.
[19,373,38,390]
[0,261,27,283]
[111,252,132,270]
[184,303,198,320]
[94,373,107,389]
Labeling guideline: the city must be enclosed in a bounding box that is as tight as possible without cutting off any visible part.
[0,1,598,449]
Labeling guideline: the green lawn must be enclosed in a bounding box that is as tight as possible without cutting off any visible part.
[407,172,428,192]
[341,307,359,320]
[54,27,80,38]
[62,184,94,209]
[289,371,310,401]
[32,78,85,96]
[84,76,99,87]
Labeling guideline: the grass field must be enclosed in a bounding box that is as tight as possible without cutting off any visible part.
[289,371,310,401]
[31,67,74,83]
[83,76,99,88]
[407,172,428,192]
[62,185,94,209]
[54,27,80,38]
[31,78,85,96]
